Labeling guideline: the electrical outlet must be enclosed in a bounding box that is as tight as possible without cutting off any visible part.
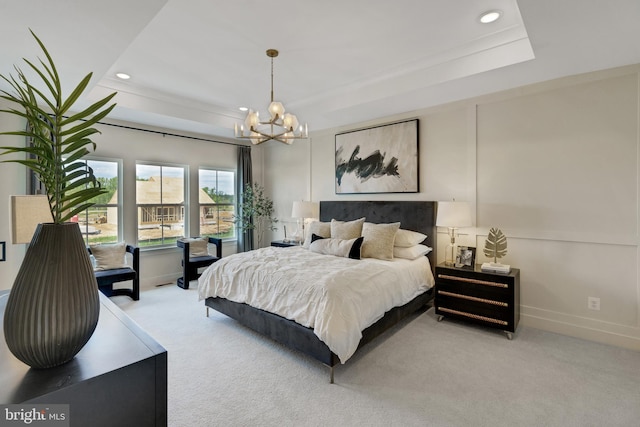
[588,297,600,311]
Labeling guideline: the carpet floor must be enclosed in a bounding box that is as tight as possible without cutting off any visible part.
[112,284,640,427]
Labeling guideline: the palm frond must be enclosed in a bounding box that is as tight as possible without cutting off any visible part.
[0,30,116,224]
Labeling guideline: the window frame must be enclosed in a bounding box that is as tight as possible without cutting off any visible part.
[198,167,236,242]
[135,161,188,249]
[76,156,123,246]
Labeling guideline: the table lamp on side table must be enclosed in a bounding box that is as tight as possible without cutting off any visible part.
[436,201,472,266]
[291,201,319,244]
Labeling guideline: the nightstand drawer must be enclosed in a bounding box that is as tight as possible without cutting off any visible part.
[436,292,511,323]
[436,275,511,301]
[436,306,509,328]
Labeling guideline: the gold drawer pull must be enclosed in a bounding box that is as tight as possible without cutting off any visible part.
[438,307,508,326]
[438,274,508,288]
[438,290,508,307]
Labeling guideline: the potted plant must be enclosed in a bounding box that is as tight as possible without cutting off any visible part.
[0,30,116,368]
[235,182,278,249]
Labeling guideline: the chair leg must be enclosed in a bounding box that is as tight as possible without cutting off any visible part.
[133,278,140,301]
[177,277,189,289]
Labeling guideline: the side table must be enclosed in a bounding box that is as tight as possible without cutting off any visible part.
[434,263,520,339]
[0,290,167,426]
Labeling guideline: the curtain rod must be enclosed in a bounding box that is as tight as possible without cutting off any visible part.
[97,120,247,148]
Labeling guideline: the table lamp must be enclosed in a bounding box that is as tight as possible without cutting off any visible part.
[291,201,319,244]
[11,195,53,244]
[436,201,472,266]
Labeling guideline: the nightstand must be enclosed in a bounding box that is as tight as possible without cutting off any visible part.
[270,240,299,248]
[434,263,520,339]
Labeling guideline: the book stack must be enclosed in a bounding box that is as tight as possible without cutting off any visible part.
[481,262,511,274]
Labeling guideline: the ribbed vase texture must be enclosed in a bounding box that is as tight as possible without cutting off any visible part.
[3,222,100,369]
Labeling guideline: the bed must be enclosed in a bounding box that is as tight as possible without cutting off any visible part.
[198,200,437,382]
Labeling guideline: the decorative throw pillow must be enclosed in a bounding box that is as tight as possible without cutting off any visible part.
[303,221,331,248]
[184,237,209,257]
[393,244,432,260]
[394,228,427,247]
[309,234,363,260]
[361,222,401,260]
[90,242,128,271]
[330,217,365,240]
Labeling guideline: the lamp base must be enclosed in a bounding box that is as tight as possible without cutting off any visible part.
[444,243,456,266]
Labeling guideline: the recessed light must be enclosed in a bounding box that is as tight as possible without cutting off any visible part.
[239,107,248,112]
[115,72,131,80]
[479,10,502,24]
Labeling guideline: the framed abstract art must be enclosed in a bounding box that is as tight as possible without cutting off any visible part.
[335,119,419,194]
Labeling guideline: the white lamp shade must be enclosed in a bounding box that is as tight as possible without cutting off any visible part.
[436,201,472,228]
[291,201,319,219]
[11,195,54,244]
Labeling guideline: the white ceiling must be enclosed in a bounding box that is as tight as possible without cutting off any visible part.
[2,0,640,140]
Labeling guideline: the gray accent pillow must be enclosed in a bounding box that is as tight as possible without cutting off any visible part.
[90,242,127,271]
[361,222,401,260]
[330,217,365,240]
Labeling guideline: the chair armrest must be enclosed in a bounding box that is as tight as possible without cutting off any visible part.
[207,237,223,259]
[125,245,140,275]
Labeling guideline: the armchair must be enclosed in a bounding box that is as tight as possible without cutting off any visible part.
[88,243,140,301]
[177,237,222,289]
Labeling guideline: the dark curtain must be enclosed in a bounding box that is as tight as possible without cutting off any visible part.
[236,146,254,252]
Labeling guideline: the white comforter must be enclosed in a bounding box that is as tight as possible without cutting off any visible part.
[198,246,434,363]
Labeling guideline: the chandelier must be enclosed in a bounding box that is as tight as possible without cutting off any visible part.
[234,49,308,145]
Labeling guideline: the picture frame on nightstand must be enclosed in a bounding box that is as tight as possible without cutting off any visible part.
[455,246,475,268]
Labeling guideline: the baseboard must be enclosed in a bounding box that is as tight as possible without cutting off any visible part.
[521,314,640,352]
[140,274,181,290]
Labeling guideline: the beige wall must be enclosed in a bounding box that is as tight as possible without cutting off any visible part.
[265,64,640,351]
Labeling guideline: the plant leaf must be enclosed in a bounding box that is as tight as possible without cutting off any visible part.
[0,30,116,224]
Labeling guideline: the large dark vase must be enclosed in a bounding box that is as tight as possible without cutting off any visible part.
[3,222,100,369]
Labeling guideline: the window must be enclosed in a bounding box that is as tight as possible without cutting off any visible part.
[75,159,121,245]
[136,163,186,248]
[199,168,235,240]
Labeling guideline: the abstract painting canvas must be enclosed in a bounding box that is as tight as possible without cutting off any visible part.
[335,119,419,194]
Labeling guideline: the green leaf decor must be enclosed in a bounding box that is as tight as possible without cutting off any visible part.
[0,30,117,223]
[484,227,508,263]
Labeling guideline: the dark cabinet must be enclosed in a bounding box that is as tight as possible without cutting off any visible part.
[434,264,520,339]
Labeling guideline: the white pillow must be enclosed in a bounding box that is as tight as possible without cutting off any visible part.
[183,237,209,257]
[90,242,127,271]
[331,217,365,240]
[394,228,427,247]
[361,222,400,260]
[309,235,363,259]
[393,244,432,260]
[303,221,331,248]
